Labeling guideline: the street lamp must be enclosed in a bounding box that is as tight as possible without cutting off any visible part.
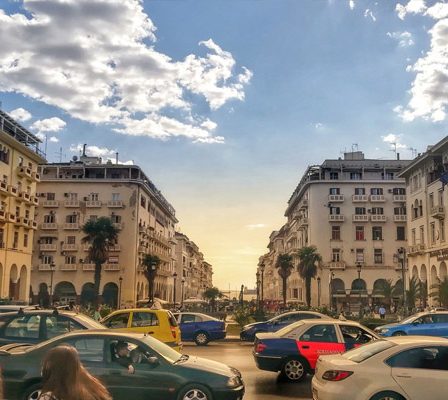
[181,277,185,308]
[260,263,265,312]
[118,276,123,309]
[49,261,56,305]
[329,271,335,311]
[256,271,260,310]
[356,262,362,317]
[397,247,407,314]
[173,272,178,307]
[317,277,321,307]
[150,262,157,303]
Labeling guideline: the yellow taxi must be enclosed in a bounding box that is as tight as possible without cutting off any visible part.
[101,308,182,351]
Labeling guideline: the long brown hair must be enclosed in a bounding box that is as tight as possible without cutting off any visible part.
[41,345,111,400]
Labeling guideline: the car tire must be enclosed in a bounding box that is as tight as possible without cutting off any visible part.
[177,383,213,400]
[22,383,42,400]
[280,357,307,382]
[392,331,406,336]
[370,391,405,400]
[194,331,210,346]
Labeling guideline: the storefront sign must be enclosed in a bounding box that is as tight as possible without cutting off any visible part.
[429,248,448,261]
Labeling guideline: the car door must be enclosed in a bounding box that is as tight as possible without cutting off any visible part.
[102,312,131,331]
[338,325,375,351]
[43,315,85,340]
[432,314,448,337]
[129,311,161,338]
[297,324,344,369]
[179,314,197,340]
[388,345,448,400]
[0,314,43,345]
[407,315,437,336]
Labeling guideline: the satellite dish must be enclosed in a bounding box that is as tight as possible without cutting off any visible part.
[73,156,78,161]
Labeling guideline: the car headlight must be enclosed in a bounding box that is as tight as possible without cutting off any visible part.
[378,328,389,334]
[227,376,242,388]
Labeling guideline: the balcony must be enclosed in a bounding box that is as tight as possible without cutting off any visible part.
[31,221,38,230]
[62,243,78,251]
[8,185,18,197]
[0,210,5,222]
[86,200,102,208]
[353,215,369,222]
[82,263,95,271]
[60,264,77,271]
[327,261,346,270]
[393,215,407,222]
[148,231,170,246]
[299,199,309,210]
[17,166,32,180]
[371,215,387,222]
[430,206,445,220]
[329,194,344,202]
[408,244,426,255]
[0,181,8,196]
[329,215,345,222]
[63,222,79,230]
[40,222,58,230]
[31,196,39,206]
[108,200,123,208]
[108,244,121,251]
[5,213,16,223]
[393,195,407,202]
[42,200,59,207]
[38,264,54,271]
[17,191,31,203]
[370,195,385,202]
[138,245,148,253]
[104,263,120,271]
[352,195,368,202]
[64,200,80,208]
[40,243,57,251]
[17,217,30,227]
[31,171,41,182]
[113,222,123,230]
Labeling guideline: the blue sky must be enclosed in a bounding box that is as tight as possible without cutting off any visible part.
[1,0,448,290]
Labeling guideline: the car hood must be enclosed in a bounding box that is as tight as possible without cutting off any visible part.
[243,321,267,330]
[375,323,400,331]
[180,356,237,377]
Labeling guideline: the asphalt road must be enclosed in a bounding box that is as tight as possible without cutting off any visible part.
[183,341,313,400]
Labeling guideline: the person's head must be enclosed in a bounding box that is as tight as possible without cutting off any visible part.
[41,345,111,400]
[116,341,130,357]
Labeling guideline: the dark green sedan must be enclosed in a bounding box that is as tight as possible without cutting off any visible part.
[0,330,244,400]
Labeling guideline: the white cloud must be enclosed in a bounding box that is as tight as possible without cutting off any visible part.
[426,2,448,19]
[30,117,66,133]
[9,107,31,121]
[0,0,251,144]
[314,122,324,129]
[246,224,267,230]
[49,136,59,143]
[349,0,355,11]
[382,133,407,149]
[396,0,427,20]
[387,31,415,47]
[364,9,377,22]
[194,136,225,144]
[69,144,115,158]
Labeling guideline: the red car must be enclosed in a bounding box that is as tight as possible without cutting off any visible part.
[253,319,379,381]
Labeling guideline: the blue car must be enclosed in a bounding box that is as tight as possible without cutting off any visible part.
[240,311,331,342]
[374,311,448,337]
[174,312,226,345]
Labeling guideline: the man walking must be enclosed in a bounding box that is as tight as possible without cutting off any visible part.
[379,305,386,320]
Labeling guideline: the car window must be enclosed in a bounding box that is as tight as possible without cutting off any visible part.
[299,313,320,320]
[277,314,295,323]
[131,312,159,327]
[68,338,105,363]
[181,314,201,323]
[415,314,434,324]
[343,340,395,363]
[103,313,130,328]
[340,325,374,345]
[4,315,41,339]
[45,316,84,339]
[300,324,338,343]
[387,346,448,370]
[433,314,448,323]
[168,312,178,327]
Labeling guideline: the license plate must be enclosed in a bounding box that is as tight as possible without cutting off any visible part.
[312,387,318,400]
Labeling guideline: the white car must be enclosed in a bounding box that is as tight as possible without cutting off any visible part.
[312,336,448,400]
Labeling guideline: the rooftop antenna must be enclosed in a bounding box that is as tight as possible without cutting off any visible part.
[389,142,397,157]
[54,147,65,162]
[351,143,359,153]
[409,147,418,158]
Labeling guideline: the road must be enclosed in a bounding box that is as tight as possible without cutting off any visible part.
[183,341,313,400]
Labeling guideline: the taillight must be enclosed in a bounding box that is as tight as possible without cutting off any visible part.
[171,326,177,338]
[322,370,353,381]
[255,342,267,353]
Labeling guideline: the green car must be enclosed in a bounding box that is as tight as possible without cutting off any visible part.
[0,330,245,400]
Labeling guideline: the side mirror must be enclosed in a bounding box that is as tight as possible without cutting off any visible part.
[412,321,420,325]
[146,356,160,366]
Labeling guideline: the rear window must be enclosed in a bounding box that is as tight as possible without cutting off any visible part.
[277,321,304,336]
[168,311,178,327]
[343,340,395,363]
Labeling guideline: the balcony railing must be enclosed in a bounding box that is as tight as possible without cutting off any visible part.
[31,196,39,206]
[60,264,77,271]
[329,215,344,222]
[113,222,123,230]
[63,222,79,230]
[104,263,120,271]
[31,171,41,182]
[0,181,8,195]
[108,244,121,251]
[327,261,346,270]
[17,191,31,203]
[31,221,38,230]
[86,200,102,208]
[353,214,369,222]
[82,263,95,271]
[5,213,16,223]
[371,215,387,222]
[352,195,368,202]
[8,185,18,197]
[40,243,57,251]
[64,200,80,207]
[41,222,58,230]
[62,243,78,251]
[17,166,32,179]
[0,210,5,222]
[393,195,406,202]
[393,215,407,222]
[108,200,123,208]
[42,200,59,207]
[329,194,344,202]
[38,264,54,271]
[408,244,426,255]
[299,199,309,209]
[430,206,445,220]
[370,195,385,202]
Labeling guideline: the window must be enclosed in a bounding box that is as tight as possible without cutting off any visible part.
[386,346,448,370]
[394,207,406,215]
[372,226,383,240]
[180,314,202,324]
[25,209,30,219]
[420,226,425,244]
[111,214,121,223]
[42,255,53,264]
[431,223,436,244]
[68,338,105,363]
[140,195,146,208]
[370,188,383,195]
[89,215,98,222]
[384,172,394,180]
[66,236,76,244]
[355,226,365,241]
[4,315,41,339]
[332,248,341,262]
[0,229,4,248]
[331,226,341,240]
[23,233,28,248]
[412,229,416,245]
[329,172,338,180]
[350,172,362,180]
[439,190,444,206]
[103,313,130,329]
[65,255,76,264]
[340,325,375,349]
[66,214,77,223]
[13,231,18,249]
[440,220,445,242]
[356,249,364,263]
[132,312,160,327]
[354,188,365,195]
[397,226,406,241]
[429,193,434,208]
[343,340,395,363]
[47,192,55,201]
[44,214,55,223]
[355,207,366,215]
[374,249,383,264]
[300,324,338,343]
[393,188,406,195]
[15,206,20,218]
[112,193,120,201]
[68,193,78,200]
[329,206,340,215]
[46,316,84,339]
[89,193,99,201]
[329,188,340,195]
[371,207,384,215]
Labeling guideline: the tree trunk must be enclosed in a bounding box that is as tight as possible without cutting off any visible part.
[282,276,287,308]
[94,262,102,307]
[306,276,312,307]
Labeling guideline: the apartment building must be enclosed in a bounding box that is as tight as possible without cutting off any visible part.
[398,137,448,306]
[173,232,213,302]
[259,151,411,312]
[31,152,177,307]
[0,110,45,301]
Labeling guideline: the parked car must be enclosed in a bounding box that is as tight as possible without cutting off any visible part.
[0,305,39,314]
[0,309,104,346]
[173,312,226,345]
[312,336,448,400]
[253,319,379,382]
[375,311,448,337]
[0,330,245,400]
[101,308,182,350]
[240,311,331,342]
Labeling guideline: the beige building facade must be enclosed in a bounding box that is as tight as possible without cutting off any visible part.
[0,110,45,302]
[398,137,448,307]
[31,153,177,307]
[259,152,411,313]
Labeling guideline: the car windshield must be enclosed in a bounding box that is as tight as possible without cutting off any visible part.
[342,340,396,363]
[139,336,181,363]
[276,321,304,336]
[74,314,105,329]
[400,315,419,324]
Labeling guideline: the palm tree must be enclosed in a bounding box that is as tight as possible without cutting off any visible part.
[203,287,224,311]
[375,279,395,310]
[406,276,422,311]
[297,246,322,307]
[141,254,161,303]
[82,217,119,306]
[275,253,294,307]
[430,277,448,307]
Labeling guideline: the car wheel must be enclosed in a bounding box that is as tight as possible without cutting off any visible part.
[392,331,406,336]
[177,384,213,400]
[194,332,210,346]
[23,383,42,400]
[281,357,307,382]
[370,391,405,400]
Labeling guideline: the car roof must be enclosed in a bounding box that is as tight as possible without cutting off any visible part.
[0,309,82,318]
[273,311,330,317]
[386,336,448,345]
[105,308,171,315]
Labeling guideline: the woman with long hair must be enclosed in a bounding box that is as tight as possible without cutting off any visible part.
[39,345,111,400]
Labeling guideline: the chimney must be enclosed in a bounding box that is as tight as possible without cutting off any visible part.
[116,152,119,165]
[397,153,400,160]
[82,144,87,156]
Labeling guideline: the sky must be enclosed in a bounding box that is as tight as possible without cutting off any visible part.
[1,0,448,291]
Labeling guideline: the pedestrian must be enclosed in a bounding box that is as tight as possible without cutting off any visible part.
[93,305,101,321]
[379,305,386,320]
[39,345,111,400]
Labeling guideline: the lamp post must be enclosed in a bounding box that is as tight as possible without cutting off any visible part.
[357,262,362,318]
[49,261,56,305]
[150,262,157,303]
[317,277,321,307]
[397,247,407,314]
[329,271,335,311]
[260,263,265,312]
[173,272,178,307]
[118,276,123,309]
[181,277,185,308]
[256,271,260,310]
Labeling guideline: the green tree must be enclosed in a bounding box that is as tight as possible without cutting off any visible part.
[203,287,224,311]
[297,246,322,308]
[82,217,119,306]
[406,275,422,311]
[430,277,448,307]
[374,279,396,310]
[275,253,294,307]
[141,254,161,302]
